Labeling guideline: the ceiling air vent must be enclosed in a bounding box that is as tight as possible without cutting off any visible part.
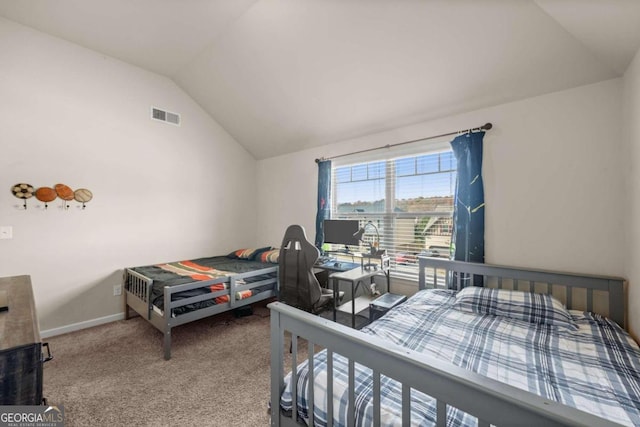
[151,107,180,126]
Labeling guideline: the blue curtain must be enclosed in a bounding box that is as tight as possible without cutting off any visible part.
[450,132,485,272]
[315,160,332,250]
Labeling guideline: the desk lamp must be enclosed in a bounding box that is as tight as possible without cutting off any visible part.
[353,221,384,270]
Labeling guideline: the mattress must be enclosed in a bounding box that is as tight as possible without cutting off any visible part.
[130,256,277,315]
[280,289,640,426]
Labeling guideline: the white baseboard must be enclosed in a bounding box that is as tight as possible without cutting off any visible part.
[41,312,125,339]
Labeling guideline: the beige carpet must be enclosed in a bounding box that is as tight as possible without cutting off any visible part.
[43,301,295,427]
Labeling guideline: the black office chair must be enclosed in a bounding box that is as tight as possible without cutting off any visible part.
[278,225,336,313]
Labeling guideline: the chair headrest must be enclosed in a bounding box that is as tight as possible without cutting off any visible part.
[280,225,319,261]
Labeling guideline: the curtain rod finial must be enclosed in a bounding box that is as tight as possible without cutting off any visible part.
[482,123,492,131]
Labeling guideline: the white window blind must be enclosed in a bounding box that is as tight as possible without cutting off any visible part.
[330,149,456,279]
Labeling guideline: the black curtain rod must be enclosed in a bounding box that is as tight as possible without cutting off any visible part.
[315,122,492,163]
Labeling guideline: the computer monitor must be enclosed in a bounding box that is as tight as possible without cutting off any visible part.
[323,219,360,246]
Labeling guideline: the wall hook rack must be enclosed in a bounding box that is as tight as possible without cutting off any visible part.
[12,183,93,211]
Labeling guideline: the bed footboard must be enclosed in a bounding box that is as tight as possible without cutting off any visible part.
[123,268,153,320]
[269,301,621,427]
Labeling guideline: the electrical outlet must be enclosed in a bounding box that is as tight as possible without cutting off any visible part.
[113,284,122,296]
[0,226,13,240]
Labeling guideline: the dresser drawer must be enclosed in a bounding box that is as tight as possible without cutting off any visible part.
[0,343,42,405]
[0,276,45,405]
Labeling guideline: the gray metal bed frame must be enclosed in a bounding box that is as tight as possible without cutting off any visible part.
[269,257,627,426]
[124,263,278,360]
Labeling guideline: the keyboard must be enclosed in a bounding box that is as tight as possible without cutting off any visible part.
[317,256,336,265]
[335,262,360,270]
[320,261,361,271]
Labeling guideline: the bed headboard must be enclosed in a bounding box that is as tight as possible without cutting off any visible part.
[418,257,626,328]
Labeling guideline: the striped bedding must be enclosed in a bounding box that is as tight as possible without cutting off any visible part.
[280,289,640,426]
[130,256,276,315]
[156,260,252,303]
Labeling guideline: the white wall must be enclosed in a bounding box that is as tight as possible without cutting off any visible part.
[0,17,259,332]
[624,47,640,337]
[257,79,625,298]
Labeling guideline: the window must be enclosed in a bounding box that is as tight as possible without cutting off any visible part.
[330,150,456,279]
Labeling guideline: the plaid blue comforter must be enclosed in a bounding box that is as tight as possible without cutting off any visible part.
[280,289,640,426]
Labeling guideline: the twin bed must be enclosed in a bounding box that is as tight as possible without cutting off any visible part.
[270,257,640,426]
[123,247,279,360]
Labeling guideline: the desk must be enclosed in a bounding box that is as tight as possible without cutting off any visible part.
[329,267,389,328]
[313,261,360,289]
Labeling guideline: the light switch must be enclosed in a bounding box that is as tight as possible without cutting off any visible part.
[0,226,13,240]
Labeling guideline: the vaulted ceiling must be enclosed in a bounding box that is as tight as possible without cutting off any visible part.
[1,0,640,159]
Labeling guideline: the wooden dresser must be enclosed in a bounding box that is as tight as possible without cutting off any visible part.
[0,275,49,405]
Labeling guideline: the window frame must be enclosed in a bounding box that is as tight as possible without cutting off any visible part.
[330,145,456,280]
